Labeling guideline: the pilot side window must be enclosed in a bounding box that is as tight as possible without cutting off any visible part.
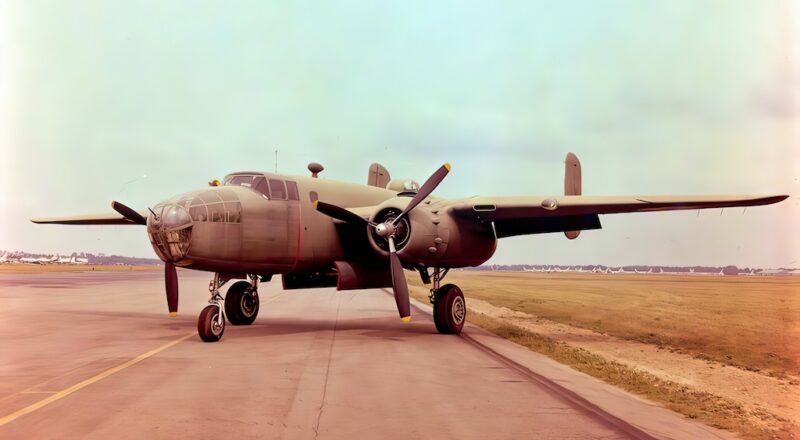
[253,176,270,198]
[268,179,287,200]
[286,181,299,201]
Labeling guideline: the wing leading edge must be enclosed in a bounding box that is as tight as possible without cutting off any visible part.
[450,194,788,238]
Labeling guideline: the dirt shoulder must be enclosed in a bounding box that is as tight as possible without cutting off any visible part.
[465,296,799,438]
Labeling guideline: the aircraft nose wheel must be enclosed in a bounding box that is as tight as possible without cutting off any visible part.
[432,284,466,335]
[198,305,225,342]
[225,281,260,325]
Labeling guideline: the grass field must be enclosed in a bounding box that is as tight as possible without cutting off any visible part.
[412,271,800,377]
[408,271,800,439]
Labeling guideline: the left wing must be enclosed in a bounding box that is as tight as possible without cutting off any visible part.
[449,194,788,238]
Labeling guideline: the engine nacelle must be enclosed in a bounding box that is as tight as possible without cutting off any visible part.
[366,197,497,268]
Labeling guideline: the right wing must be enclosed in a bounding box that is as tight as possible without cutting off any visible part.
[31,211,148,225]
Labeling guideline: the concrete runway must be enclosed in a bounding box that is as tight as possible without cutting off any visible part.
[0,271,734,439]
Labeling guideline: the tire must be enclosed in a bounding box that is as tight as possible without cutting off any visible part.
[225,281,259,325]
[198,305,225,342]
[432,284,466,335]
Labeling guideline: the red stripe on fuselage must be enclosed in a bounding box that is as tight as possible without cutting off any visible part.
[291,203,302,271]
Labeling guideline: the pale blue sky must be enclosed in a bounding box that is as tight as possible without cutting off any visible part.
[1,1,797,266]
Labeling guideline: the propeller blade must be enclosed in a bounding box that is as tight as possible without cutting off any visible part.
[393,163,450,225]
[314,200,370,226]
[388,236,411,321]
[165,262,178,316]
[111,201,147,225]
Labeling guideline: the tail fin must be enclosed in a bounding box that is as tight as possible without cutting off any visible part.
[564,152,582,240]
[367,163,391,188]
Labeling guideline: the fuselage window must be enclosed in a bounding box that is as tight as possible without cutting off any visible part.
[208,203,225,222]
[225,201,242,223]
[189,204,208,222]
[268,179,287,200]
[286,181,299,201]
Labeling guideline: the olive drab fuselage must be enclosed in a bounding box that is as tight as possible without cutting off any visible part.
[146,171,498,277]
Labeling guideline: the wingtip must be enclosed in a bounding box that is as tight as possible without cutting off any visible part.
[312,200,319,210]
[401,316,411,323]
[443,163,451,172]
[169,312,177,317]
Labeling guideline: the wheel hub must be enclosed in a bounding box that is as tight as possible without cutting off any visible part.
[452,296,466,325]
[240,292,257,317]
[211,312,224,335]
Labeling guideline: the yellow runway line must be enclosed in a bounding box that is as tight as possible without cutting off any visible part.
[0,291,292,427]
[0,332,195,427]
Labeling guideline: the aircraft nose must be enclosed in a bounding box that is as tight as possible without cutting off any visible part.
[147,203,192,262]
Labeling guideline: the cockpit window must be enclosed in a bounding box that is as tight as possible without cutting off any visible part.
[228,175,254,187]
[253,176,270,197]
[268,179,287,200]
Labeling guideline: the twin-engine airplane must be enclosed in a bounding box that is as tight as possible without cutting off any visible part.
[33,154,787,342]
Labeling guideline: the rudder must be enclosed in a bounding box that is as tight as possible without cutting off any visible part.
[564,152,581,240]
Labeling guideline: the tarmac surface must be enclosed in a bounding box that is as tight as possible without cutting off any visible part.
[0,270,736,439]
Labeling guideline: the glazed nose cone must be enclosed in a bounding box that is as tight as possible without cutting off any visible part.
[160,204,192,231]
[147,204,193,262]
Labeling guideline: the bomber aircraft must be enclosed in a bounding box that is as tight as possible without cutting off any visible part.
[32,153,787,342]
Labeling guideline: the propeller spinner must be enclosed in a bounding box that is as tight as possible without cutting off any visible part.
[314,163,451,322]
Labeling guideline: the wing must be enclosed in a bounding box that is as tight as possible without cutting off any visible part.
[450,194,788,238]
[31,211,148,225]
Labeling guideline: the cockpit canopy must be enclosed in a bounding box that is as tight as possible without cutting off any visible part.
[223,173,299,201]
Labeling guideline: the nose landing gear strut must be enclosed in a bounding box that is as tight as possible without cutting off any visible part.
[197,273,263,342]
[198,273,228,342]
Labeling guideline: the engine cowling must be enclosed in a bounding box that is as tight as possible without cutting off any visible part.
[366,197,496,268]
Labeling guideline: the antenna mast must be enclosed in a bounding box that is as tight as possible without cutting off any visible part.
[275,149,278,173]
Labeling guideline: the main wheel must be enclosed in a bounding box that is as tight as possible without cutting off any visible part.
[432,284,466,335]
[225,281,259,325]
[198,305,225,342]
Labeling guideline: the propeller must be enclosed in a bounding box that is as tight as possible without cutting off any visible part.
[314,163,451,322]
[313,201,373,226]
[392,163,450,226]
[165,262,179,316]
[111,201,146,225]
[112,200,178,316]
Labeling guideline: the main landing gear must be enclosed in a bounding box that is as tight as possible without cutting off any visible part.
[197,274,261,342]
[427,268,465,335]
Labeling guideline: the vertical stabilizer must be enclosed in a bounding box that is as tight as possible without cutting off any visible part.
[564,152,582,240]
[368,163,391,188]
